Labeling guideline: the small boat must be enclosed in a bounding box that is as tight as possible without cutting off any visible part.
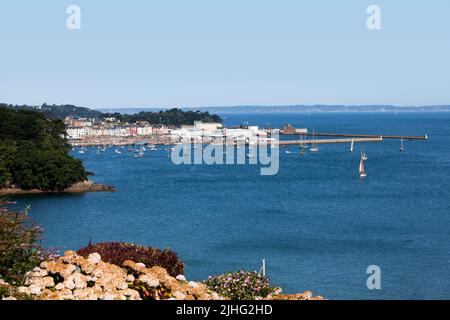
[114,148,122,154]
[310,130,319,152]
[361,145,368,160]
[400,138,405,152]
[359,154,367,178]
[285,150,293,154]
[133,147,145,158]
[78,147,86,154]
[350,138,354,153]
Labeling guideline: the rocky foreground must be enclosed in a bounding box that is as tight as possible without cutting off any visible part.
[1,251,323,300]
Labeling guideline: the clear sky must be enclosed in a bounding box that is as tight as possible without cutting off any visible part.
[1,1,449,108]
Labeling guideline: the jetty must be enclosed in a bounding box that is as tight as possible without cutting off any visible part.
[276,137,383,146]
[303,132,428,140]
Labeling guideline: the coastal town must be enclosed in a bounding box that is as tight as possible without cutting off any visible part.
[64,116,282,146]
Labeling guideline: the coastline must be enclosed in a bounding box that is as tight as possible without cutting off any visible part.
[0,180,116,195]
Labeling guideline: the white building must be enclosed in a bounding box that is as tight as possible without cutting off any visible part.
[137,126,153,136]
[114,128,127,137]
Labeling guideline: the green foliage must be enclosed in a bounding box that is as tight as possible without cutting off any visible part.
[77,242,185,277]
[1,103,223,126]
[104,108,222,126]
[0,285,9,298]
[0,107,86,190]
[0,283,34,300]
[0,103,104,120]
[203,271,276,300]
[0,199,44,285]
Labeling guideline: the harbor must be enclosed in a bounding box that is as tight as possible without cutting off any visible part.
[9,112,449,300]
[68,121,425,149]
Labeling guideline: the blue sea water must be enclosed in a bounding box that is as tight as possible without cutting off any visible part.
[10,112,450,299]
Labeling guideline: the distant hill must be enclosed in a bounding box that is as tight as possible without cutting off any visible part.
[3,103,450,120]
[99,105,450,114]
[0,103,104,119]
[1,103,222,125]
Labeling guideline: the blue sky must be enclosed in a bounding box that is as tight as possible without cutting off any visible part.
[1,1,449,108]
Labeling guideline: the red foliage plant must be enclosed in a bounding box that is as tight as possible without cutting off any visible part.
[77,242,184,277]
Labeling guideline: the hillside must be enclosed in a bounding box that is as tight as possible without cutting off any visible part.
[1,103,223,125]
[0,103,103,120]
[0,107,87,191]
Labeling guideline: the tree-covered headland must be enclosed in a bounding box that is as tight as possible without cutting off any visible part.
[0,107,86,191]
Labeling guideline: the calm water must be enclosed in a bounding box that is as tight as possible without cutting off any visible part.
[11,112,450,299]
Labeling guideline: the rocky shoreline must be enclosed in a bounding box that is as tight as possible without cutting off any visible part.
[0,180,116,195]
[0,251,324,301]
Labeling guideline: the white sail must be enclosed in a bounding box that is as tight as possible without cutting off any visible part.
[359,156,367,177]
[310,129,319,152]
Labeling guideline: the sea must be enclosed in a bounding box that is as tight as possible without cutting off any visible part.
[10,112,450,299]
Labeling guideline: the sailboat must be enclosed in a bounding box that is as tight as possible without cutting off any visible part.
[359,154,367,178]
[400,138,405,152]
[361,151,368,161]
[350,138,354,153]
[134,147,145,158]
[299,134,306,156]
[310,130,319,152]
[361,145,368,160]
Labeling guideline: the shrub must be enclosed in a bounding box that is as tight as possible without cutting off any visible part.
[77,242,184,277]
[0,199,44,285]
[203,271,276,300]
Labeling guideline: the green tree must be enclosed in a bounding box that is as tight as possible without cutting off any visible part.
[0,107,86,191]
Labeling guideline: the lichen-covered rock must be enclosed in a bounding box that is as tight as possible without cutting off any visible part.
[46,260,76,278]
[55,283,65,291]
[176,275,186,282]
[123,260,146,273]
[60,250,78,264]
[25,275,54,289]
[269,291,324,300]
[139,274,159,288]
[87,253,101,265]
[29,284,42,295]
